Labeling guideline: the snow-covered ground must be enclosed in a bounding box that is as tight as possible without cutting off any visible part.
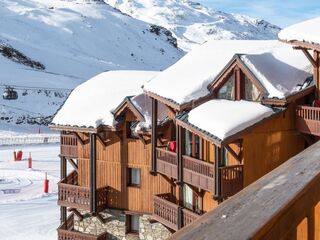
[0,143,60,240]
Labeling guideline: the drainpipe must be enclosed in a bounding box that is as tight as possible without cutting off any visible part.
[90,133,97,214]
[151,98,158,175]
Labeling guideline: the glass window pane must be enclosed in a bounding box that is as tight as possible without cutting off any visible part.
[131,215,139,231]
[131,168,140,185]
[217,74,235,100]
[185,131,192,156]
[183,184,193,209]
[244,76,261,101]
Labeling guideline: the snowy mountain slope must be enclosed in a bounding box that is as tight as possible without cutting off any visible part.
[105,0,281,51]
[0,0,183,131]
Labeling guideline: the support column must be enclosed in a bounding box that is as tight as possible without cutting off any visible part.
[151,98,158,175]
[177,126,185,230]
[314,50,320,99]
[60,156,67,224]
[90,133,97,215]
[214,146,222,200]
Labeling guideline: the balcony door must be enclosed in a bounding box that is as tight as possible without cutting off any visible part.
[183,184,202,214]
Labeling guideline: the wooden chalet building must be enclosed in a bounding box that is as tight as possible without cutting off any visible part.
[51,27,317,239]
[170,17,320,240]
[143,40,314,232]
[50,71,176,239]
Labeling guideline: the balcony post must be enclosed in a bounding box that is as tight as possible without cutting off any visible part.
[60,155,67,224]
[314,50,320,99]
[177,206,183,230]
[214,146,222,200]
[151,98,158,175]
[90,133,97,214]
[177,126,184,183]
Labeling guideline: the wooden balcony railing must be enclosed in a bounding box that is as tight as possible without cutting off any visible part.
[182,208,200,227]
[296,105,320,136]
[58,171,108,211]
[156,147,178,179]
[58,213,108,240]
[153,193,179,231]
[153,193,201,231]
[61,133,78,158]
[219,165,244,198]
[169,141,320,240]
[182,155,214,192]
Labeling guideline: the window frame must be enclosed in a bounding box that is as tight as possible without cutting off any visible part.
[127,167,141,188]
[125,214,140,235]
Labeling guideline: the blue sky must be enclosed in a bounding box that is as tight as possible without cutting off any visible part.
[198,0,320,27]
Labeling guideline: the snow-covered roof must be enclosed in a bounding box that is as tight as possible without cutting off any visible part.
[51,70,158,129]
[278,17,320,46]
[240,45,312,98]
[179,100,275,141]
[143,40,312,105]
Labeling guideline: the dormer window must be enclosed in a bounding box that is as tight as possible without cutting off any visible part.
[216,69,261,102]
[217,74,235,100]
[244,76,261,101]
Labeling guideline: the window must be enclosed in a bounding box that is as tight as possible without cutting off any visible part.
[217,74,235,100]
[128,168,140,187]
[126,214,140,234]
[185,131,200,159]
[244,76,261,101]
[183,184,203,214]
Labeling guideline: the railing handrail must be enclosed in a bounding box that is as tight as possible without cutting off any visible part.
[182,155,214,168]
[182,208,201,219]
[156,147,177,156]
[154,194,179,209]
[296,105,320,120]
[219,164,244,170]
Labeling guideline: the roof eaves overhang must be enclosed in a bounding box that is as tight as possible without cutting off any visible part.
[279,39,320,52]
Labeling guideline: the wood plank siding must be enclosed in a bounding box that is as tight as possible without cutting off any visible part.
[76,108,172,214]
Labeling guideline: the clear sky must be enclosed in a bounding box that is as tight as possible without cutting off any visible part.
[198,0,320,27]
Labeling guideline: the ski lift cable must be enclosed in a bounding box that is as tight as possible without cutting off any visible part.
[0,84,72,92]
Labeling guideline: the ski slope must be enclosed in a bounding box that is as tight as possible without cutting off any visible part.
[0,144,60,240]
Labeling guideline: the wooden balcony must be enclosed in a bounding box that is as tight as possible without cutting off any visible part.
[61,133,78,158]
[182,155,214,192]
[156,147,178,179]
[296,105,320,136]
[58,171,108,211]
[153,193,200,231]
[169,141,320,240]
[219,165,244,198]
[58,213,108,240]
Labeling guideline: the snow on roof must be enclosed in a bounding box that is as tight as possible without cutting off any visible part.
[143,40,281,105]
[52,70,158,128]
[143,39,312,104]
[186,100,275,141]
[278,17,320,46]
[240,45,312,98]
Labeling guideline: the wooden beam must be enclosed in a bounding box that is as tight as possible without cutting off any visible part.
[67,158,78,171]
[68,208,83,221]
[72,132,85,145]
[301,49,317,68]
[90,133,97,214]
[60,156,67,224]
[225,144,242,164]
